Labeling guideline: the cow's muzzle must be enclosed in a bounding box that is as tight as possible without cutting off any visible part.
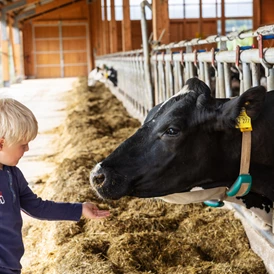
[90,163,125,199]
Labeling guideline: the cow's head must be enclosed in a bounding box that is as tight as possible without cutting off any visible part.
[90,78,266,200]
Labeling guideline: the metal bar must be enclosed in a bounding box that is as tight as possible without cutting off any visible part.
[242,62,252,91]
[224,62,232,97]
[140,0,154,108]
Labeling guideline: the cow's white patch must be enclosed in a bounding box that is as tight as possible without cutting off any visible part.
[177,84,192,95]
[190,186,204,192]
[225,197,272,229]
[90,162,105,198]
[157,84,192,113]
[90,162,102,176]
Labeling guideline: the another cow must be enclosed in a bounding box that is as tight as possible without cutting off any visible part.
[90,77,274,226]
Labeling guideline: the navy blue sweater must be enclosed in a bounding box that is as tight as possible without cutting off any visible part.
[0,166,82,271]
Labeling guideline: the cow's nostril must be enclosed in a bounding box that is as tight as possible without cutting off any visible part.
[93,174,105,186]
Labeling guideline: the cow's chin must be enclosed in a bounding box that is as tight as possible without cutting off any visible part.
[92,187,169,200]
[92,187,125,200]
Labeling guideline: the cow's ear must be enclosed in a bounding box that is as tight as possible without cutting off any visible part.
[217,86,266,128]
[238,86,266,118]
[186,77,211,97]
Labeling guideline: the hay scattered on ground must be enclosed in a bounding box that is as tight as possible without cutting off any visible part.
[22,79,267,274]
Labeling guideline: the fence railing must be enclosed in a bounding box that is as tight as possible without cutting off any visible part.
[96,24,274,123]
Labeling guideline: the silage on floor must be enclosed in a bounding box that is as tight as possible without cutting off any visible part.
[22,79,267,274]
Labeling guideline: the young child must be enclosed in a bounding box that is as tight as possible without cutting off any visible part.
[0,98,110,274]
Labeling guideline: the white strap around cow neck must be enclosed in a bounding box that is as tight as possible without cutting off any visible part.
[159,187,228,205]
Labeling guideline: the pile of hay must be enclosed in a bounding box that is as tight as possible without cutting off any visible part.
[22,79,267,274]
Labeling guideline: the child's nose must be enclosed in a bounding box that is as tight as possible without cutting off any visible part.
[25,145,29,152]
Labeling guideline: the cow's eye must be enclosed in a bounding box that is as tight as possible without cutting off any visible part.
[165,128,180,136]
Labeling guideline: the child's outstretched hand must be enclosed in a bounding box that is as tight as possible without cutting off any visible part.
[82,202,110,219]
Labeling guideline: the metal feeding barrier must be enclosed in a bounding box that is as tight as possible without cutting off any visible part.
[95,23,274,273]
[96,24,274,123]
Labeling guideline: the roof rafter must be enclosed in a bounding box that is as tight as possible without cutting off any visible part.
[17,0,83,22]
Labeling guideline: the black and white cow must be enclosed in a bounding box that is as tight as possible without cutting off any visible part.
[90,77,274,226]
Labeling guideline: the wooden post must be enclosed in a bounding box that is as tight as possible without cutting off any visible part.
[110,0,118,53]
[221,0,225,35]
[152,0,169,45]
[87,2,95,70]
[122,0,132,51]
[1,11,10,87]
[22,22,34,78]
[199,0,202,38]
[103,0,110,54]
[95,0,102,56]
[253,0,261,30]
[8,14,23,82]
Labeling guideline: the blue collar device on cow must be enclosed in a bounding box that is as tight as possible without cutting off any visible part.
[204,107,253,207]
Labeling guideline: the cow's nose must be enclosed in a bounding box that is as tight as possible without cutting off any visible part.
[93,173,105,187]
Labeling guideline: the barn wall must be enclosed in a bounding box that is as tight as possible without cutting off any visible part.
[170,19,217,42]
[22,2,89,78]
[19,1,274,80]
[131,20,152,50]
[260,0,274,25]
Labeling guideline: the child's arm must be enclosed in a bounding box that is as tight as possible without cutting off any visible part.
[15,167,110,221]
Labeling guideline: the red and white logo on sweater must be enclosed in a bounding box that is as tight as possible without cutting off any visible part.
[0,191,5,204]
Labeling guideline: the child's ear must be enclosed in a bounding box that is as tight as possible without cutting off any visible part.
[0,138,5,150]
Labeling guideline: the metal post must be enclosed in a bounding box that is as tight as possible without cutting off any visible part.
[224,62,232,97]
[140,1,154,108]
[217,62,225,98]
[267,68,274,91]
[250,63,260,87]
[242,62,252,91]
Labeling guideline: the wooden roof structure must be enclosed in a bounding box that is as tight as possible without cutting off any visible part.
[0,0,273,86]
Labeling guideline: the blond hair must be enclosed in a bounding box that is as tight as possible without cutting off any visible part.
[0,98,38,146]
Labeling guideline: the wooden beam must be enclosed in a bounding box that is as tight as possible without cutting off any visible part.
[29,1,86,22]
[27,0,41,3]
[253,0,261,30]
[8,15,17,77]
[2,0,28,12]
[103,0,110,54]
[221,0,225,35]
[22,22,34,77]
[96,0,103,56]
[87,2,94,70]
[10,13,24,80]
[1,40,10,86]
[110,0,118,53]
[1,11,10,86]
[122,0,132,51]
[2,0,39,13]
[152,0,169,45]
[35,0,77,13]
[32,19,87,24]
[22,0,84,22]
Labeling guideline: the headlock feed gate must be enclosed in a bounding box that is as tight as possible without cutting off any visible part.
[95,23,274,273]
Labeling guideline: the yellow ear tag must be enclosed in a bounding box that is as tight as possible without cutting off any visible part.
[236,108,252,132]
